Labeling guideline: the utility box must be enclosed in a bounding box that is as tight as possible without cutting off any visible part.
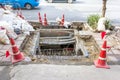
[47,0,75,3]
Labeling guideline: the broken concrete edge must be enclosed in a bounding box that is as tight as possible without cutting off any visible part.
[29,20,61,28]
[19,35,29,51]
[29,31,40,56]
[20,31,40,57]
[28,20,87,29]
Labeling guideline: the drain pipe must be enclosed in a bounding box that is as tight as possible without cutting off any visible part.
[82,48,89,58]
[79,40,89,58]
[75,33,89,58]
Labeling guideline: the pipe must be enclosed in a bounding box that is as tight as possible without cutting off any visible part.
[40,40,75,45]
[40,31,74,39]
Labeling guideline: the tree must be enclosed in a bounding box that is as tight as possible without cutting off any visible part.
[102,0,107,17]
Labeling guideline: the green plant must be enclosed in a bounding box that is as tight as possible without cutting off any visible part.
[87,14,100,29]
[105,20,112,30]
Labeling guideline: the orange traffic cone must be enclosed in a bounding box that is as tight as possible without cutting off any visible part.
[9,38,25,63]
[43,13,48,26]
[60,14,64,26]
[94,40,110,69]
[101,31,106,40]
[6,50,10,58]
[38,12,42,24]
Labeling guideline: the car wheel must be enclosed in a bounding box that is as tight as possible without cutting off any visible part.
[25,3,32,10]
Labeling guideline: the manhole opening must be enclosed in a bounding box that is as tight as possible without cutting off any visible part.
[40,44,82,56]
[39,29,82,56]
[20,29,100,64]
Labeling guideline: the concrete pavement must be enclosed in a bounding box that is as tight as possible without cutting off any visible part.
[9,64,120,80]
[0,66,10,80]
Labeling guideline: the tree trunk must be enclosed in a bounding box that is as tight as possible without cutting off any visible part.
[102,0,107,17]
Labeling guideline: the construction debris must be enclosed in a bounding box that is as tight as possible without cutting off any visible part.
[0,7,34,44]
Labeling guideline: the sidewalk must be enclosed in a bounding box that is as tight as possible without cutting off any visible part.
[9,64,120,80]
[92,32,120,64]
[0,34,26,64]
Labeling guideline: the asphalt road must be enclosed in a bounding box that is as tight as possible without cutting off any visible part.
[19,0,120,25]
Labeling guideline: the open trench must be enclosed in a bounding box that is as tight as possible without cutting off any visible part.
[20,22,100,65]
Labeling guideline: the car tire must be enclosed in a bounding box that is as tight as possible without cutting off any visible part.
[25,3,32,10]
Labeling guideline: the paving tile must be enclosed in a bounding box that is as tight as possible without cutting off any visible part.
[108,56,118,62]
[113,45,120,50]
[0,45,3,49]
[0,50,6,56]
[112,49,120,54]
[108,54,119,62]
[0,56,11,62]
[1,45,11,50]
[107,49,120,61]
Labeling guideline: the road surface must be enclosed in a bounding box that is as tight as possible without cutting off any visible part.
[1,64,120,80]
[20,0,120,25]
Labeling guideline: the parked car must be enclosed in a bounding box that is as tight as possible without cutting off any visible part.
[46,0,75,3]
[0,0,40,9]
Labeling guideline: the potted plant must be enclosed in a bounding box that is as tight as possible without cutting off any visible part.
[87,14,114,32]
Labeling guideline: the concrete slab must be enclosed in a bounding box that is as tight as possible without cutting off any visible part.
[9,64,120,80]
[0,66,10,80]
[0,66,5,71]
[1,45,11,50]
[0,45,3,49]
[0,50,6,56]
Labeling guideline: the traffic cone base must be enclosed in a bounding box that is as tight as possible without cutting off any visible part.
[94,60,110,69]
[94,40,110,69]
[12,52,25,64]
[9,38,25,64]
